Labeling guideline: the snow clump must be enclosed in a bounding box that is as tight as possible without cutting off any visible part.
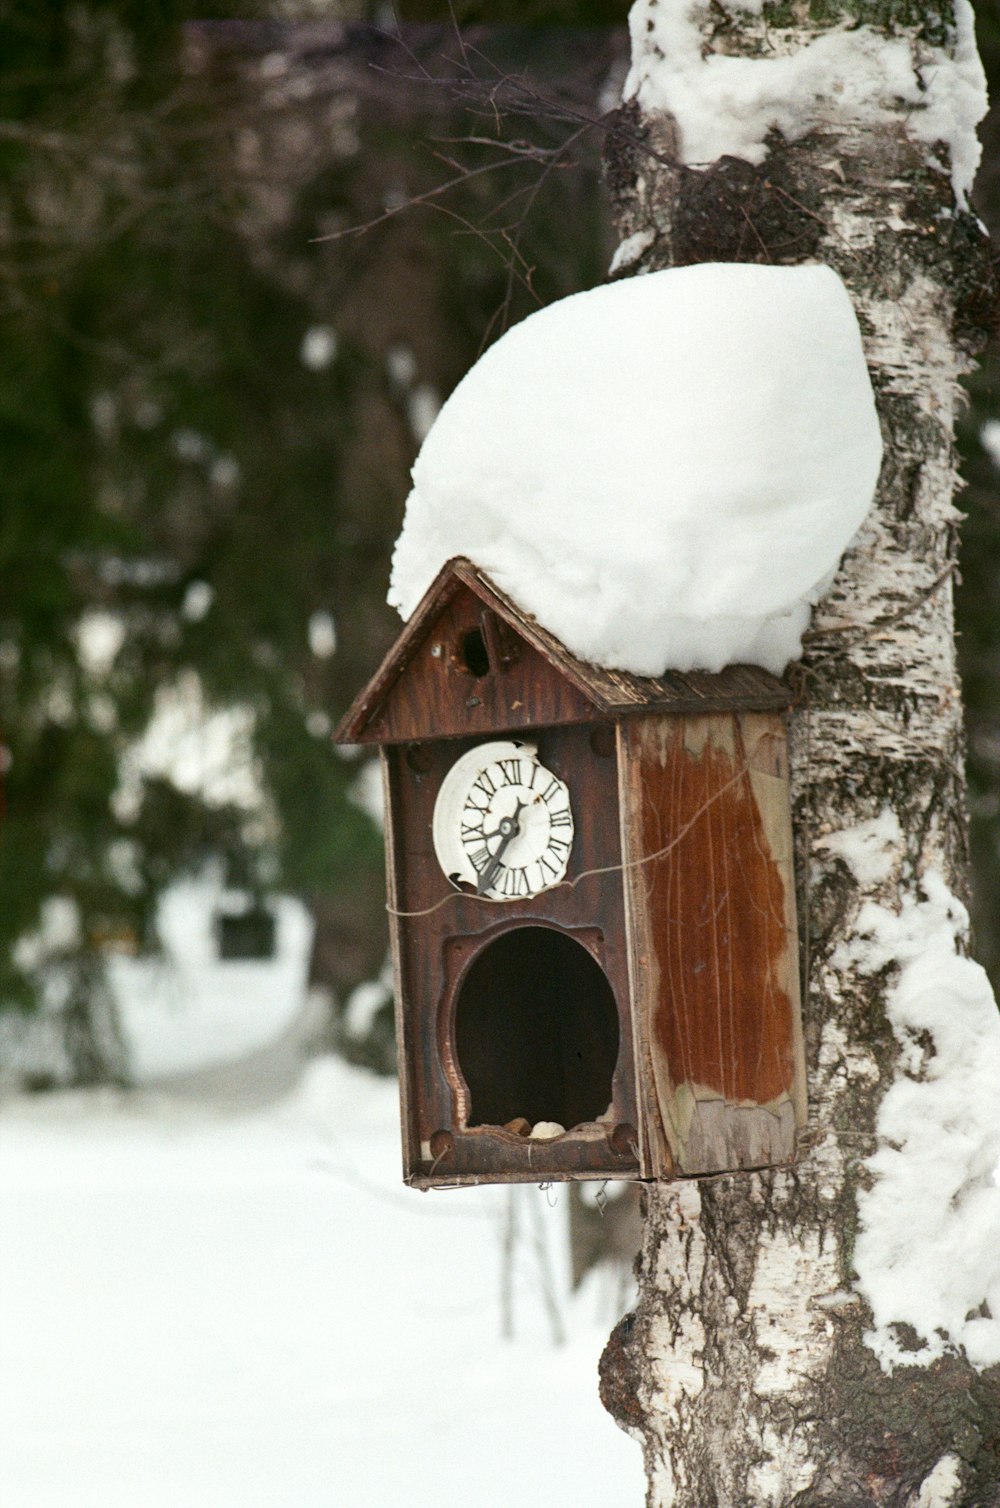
[389,263,882,676]
[830,858,1000,1372]
[624,0,986,210]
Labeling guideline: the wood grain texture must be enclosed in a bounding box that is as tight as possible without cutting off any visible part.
[381,748,419,1177]
[335,557,791,746]
[367,585,598,745]
[619,712,805,1175]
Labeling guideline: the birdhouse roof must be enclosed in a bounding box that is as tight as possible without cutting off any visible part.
[334,557,791,746]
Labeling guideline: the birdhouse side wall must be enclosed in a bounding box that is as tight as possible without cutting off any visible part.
[617,710,806,1176]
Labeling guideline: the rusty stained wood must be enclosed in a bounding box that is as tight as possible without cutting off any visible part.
[619,711,806,1176]
[335,557,791,747]
[385,721,644,1188]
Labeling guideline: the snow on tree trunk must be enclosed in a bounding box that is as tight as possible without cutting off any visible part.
[600,2,1000,1504]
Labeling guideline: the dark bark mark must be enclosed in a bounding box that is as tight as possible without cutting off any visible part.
[598,1311,647,1433]
[947,216,999,356]
[603,97,656,208]
[814,1349,1000,1506]
[672,148,823,267]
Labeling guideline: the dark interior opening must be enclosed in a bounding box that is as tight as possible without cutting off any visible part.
[461,626,491,677]
[454,927,619,1131]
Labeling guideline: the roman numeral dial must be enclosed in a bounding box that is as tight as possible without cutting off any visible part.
[431,739,574,902]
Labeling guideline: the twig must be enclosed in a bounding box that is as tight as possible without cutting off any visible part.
[803,564,956,648]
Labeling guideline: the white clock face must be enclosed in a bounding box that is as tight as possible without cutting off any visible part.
[432,740,574,902]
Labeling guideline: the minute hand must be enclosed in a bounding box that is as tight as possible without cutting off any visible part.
[476,802,525,896]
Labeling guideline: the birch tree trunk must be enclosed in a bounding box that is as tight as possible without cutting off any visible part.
[599,2,1000,1503]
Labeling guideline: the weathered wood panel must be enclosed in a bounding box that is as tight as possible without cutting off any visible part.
[619,711,805,1175]
[366,586,599,745]
[381,748,420,1178]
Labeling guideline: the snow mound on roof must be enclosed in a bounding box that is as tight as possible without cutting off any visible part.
[389,263,882,676]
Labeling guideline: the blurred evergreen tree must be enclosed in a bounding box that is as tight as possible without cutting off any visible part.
[0,2,381,1077]
[0,3,621,1079]
[5,0,995,1084]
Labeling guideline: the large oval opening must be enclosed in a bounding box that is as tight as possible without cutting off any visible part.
[454,926,619,1132]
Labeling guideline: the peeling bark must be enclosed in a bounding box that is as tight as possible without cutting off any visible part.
[601,3,1000,1504]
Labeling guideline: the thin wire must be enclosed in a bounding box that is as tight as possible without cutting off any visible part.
[390,569,958,911]
[386,758,755,919]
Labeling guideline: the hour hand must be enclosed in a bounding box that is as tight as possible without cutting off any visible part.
[476,802,524,896]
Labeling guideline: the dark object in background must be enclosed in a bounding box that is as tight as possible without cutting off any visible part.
[215,905,277,961]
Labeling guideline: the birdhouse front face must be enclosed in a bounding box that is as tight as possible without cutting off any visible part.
[383,721,643,1188]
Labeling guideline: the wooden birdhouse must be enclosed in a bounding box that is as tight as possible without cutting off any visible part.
[335,558,806,1189]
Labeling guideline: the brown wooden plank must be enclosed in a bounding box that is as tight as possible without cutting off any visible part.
[382,748,420,1185]
[616,722,674,1182]
[620,711,805,1175]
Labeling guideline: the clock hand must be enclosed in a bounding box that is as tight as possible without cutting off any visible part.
[483,794,542,841]
[476,801,525,896]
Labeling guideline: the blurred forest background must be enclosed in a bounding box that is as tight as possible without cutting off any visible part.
[2,0,1000,1087]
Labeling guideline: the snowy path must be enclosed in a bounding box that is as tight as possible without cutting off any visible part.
[0,1057,645,1508]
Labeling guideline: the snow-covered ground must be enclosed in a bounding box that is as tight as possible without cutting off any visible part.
[0,1053,645,1508]
[2,865,643,1504]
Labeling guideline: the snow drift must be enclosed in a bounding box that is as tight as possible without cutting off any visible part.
[389,263,882,676]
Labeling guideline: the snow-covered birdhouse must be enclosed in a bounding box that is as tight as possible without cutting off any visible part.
[336,557,807,1189]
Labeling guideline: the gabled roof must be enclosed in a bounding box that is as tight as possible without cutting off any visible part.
[334,557,790,745]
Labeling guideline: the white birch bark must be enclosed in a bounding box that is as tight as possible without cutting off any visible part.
[600,3,1000,1503]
